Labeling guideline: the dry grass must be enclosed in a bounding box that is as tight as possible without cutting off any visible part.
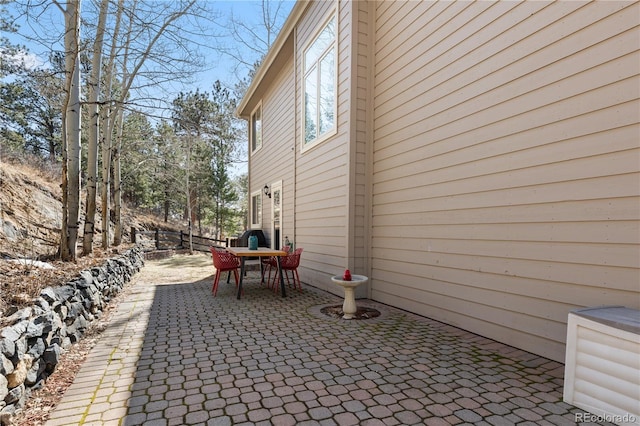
[10,266,138,426]
[8,252,213,425]
[0,147,189,424]
[0,245,135,425]
[0,248,128,326]
[0,145,62,185]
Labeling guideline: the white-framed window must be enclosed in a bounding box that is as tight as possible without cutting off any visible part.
[251,190,262,228]
[302,14,337,151]
[251,103,262,153]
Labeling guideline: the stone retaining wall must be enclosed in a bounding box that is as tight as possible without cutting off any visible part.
[0,246,144,424]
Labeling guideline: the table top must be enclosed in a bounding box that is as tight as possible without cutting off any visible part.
[226,247,288,257]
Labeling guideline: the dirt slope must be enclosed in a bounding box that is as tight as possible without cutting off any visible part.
[0,161,63,258]
[0,156,186,425]
[0,157,184,318]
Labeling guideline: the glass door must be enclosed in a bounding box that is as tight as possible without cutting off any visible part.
[271,182,282,249]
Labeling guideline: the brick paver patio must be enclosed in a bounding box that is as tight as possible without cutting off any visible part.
[45,254,611,425]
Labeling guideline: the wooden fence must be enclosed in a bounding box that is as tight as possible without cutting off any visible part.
[131,228,234,253]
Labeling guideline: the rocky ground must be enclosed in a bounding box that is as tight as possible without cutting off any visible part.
[0,155,181,320]
[11,275,137,426]
[0,251,117,327]
[0,154,185,424]
[9,253,214,426]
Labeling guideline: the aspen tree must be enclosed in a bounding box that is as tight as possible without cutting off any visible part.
[56,0,81,261]
[82,0,109,255]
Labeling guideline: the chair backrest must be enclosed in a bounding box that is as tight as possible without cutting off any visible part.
[261,245,289,264]
[282,247,303,269]
[210,246,239,269]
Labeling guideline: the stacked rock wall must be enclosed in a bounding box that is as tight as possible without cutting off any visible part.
[0,246,144,424]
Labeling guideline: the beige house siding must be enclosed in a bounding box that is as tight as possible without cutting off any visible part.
[249,57,296,245]
[350,1,373,287]
[369,1,640,361]
[294,0,355,293]
[238,0,639,363]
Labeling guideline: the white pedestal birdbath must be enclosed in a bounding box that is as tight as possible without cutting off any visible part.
[331,275,368,319]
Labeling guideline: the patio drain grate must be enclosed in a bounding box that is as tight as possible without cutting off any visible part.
[320,304,381,320]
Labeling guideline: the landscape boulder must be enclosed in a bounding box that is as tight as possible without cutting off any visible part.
[0,246,143,425]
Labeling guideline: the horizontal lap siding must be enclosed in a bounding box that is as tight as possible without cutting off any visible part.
[295,1,352,292]
[371,0,640,362]
[352,1,372,279]
[250,59,295,243]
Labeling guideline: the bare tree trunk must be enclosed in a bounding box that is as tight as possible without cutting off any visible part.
[111,4,133,247]
[113,107,125,245]
[83,0,109,255]
[108,0,134,248]
[60,112,69,259]
[67,45,81,260]
[164,195,169,222]
[100,114,112,250]
[185,135,193,254]
[58,0,81,261]
[69,0,198,252]
[216,200,222,241]
[100,0,124,250]
[197,200,202,236]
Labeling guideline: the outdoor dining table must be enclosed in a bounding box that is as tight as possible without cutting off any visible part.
[226,247,288,299]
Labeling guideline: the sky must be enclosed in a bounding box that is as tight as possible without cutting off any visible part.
[3,0,295,175]
[4,0,295,108]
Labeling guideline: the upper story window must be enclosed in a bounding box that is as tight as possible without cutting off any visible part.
[302,15,336,150]
[251,103,262,153]
[251,190,262,228]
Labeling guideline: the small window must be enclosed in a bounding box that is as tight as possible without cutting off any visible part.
[251,103,262,153]
[302,15,337,150]
[251,191,262,228]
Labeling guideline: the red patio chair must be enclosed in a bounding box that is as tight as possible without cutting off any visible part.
[210,246,241,297]
[261,245,290,286]
[271,247,303,293]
